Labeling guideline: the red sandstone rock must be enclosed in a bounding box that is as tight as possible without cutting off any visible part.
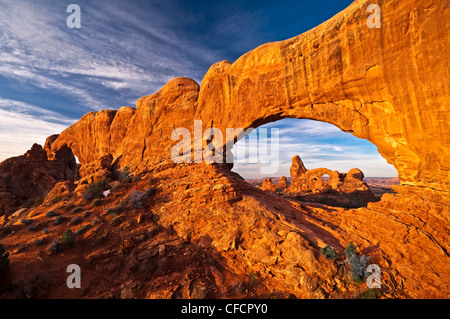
[0,144,76,215]
[0,0,448,300]
[277,176,288,189]
[261,177,277,192]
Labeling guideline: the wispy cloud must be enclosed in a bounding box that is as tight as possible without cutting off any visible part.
[0,98,76,161]
[232,119,398,178]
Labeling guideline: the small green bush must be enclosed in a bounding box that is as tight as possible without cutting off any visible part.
[54,215,66,226]
[119,166,132,184]
[320,245,336,260]
[345,242,357,259]
[34,238,45,246]
[50,195,62,204]
[47,240,61,254]
[46,210,60,217]
[96,178,111,191]
[349,255,371,283]
[20,218,33,226]
[69,216,82,226]
[72,206,83,214]
[360,289,381,299]
[91,198,101,207]
[129,190,146,209]
[28,224,39,232]
[60,230,74,247]
[31,196,44,207]
[82,183,103,200]
[95,228,107,245]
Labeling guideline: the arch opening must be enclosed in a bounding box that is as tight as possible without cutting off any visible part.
[231,118,399,208]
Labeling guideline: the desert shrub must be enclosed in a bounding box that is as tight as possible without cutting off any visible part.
[60,230,74,247]
[349,254,371,283]
[34,238,45,246]
[0,244,10,280]
[69,216,82,226]
[96,178,111,191]
[28,224,39,232]
[31,196,44,207]
[111,216,125,227]
[119,166,132,184]
[248,271,259,285]
[20,218,33,226]
[75,225,89,235]
[54,215,66,226]
[320,245,336,260]
[50,195,62,204]
[82,183,103,200]
[345,242,357,259]
[72,206,83,214]
[43,228,49,234]
[360,288,381,299]
[14,245,27,254]
[47,240,61,254]
[46,210,60,217]
[107,200,128,216]
[95,228,107,245]
[128,190,146,209]
[91,198,101,207]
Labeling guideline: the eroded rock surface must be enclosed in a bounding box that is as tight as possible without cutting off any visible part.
[0,144,76,214]
[0,0,448,299]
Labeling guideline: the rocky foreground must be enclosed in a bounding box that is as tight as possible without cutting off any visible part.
[0,0,449,299]
[0,158,448,299]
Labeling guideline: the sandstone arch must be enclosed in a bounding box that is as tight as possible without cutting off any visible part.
[196,0,449,193]
[45,0,449,196]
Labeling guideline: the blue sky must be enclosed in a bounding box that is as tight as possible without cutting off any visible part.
[0,0,397,177]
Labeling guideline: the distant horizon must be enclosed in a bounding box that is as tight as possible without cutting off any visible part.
[244,176,399,180]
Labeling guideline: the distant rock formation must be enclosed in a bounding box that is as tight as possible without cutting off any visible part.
[288,156,372,195]
[277,176,288,189]
[290,156,307,182]
[261,177,277,192]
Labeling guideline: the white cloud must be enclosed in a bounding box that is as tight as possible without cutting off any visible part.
[0,108,74,162]
[232,120,398,178]
[0,98,76,161]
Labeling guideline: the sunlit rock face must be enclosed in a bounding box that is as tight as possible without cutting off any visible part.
[48,0,448,195]
[1,0,448,299]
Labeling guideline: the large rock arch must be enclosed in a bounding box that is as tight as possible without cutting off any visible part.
[196,0,449,192]
[45,0,449,194]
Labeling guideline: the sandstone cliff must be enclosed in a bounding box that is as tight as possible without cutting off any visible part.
[0,0,448,299]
